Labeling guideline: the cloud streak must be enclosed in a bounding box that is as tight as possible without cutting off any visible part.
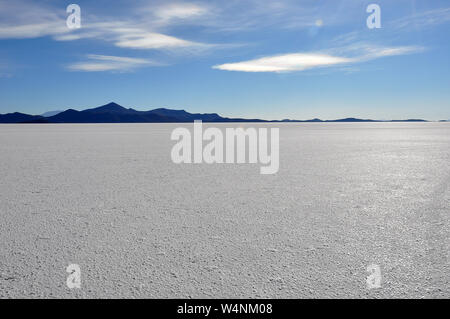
[213,45,423,73]
[68,54,160,72]
[391,7,450,30]
[213,53,352,72]
[114,31,201,50]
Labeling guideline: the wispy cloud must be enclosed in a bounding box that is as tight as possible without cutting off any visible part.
[0,0,68,39]
[152,2,209,24]
[360,45,425,60]
[68,54,160,72]
[213,45,423,73]
[56,23,211,53]
[329,6,450,50]
[391,7,450,30]
[0,0,364,46]
[163,0,347,32]
[0,22,68,39]
[0,0,212,53]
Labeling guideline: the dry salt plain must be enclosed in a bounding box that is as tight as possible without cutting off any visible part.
[0,122,448,298]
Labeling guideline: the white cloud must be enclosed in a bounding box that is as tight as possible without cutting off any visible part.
[68,54,159,72]
[115,32,200,49]
[153,3,208,23]
[213,45,423,73]
[0,0,68,39]
[213,53,352,73]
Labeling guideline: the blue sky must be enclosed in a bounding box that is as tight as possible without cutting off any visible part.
[0,0,449,120]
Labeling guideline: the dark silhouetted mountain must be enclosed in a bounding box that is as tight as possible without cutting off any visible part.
[390,119,427,122]
[147,108,223,122]
[0,102,430,123]
[46,108,176,123]
[0,112,44,123]
[82,102,139,115]
[307,118,323,122]
[328,118,378,122]
[34,102,249,123]
[277,118,376,123]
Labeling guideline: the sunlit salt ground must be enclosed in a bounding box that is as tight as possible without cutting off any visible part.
[0,123,448,298]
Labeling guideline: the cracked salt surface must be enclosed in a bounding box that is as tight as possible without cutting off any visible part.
[0,123,448,298]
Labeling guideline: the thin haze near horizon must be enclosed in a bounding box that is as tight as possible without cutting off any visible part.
[0,0,449,120]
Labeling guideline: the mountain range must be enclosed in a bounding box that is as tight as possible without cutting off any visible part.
[0,102,432,123]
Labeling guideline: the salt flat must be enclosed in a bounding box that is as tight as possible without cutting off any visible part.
[0,123,448,298]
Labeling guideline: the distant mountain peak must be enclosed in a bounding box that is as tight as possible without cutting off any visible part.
[84,102,132,114]
[104,102,122,108]
[98,102,125,110]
